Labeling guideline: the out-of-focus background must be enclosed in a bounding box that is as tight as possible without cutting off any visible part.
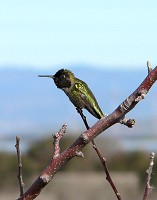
[1,1,157,199]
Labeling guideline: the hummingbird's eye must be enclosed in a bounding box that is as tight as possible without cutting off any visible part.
[62,74,66,79]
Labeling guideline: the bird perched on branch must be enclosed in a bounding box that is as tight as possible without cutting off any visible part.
[39,69,104,119]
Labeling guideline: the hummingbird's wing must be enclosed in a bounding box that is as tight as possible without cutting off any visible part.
[74,80,104,119]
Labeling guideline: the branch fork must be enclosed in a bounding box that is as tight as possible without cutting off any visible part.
[16,62,157,200]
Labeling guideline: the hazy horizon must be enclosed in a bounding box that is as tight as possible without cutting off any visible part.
[0,66,157,152]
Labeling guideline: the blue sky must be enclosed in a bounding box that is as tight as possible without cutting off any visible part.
[0,0,157,69]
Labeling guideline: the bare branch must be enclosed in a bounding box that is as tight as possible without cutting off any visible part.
[143,152,155,200]
[53,124,67,158]
[15,136,25,200]
[92,142,122,200]
[77,107,122,200]
[18,65,157,200]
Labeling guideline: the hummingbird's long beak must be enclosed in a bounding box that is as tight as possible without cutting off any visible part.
[38,75,54,79]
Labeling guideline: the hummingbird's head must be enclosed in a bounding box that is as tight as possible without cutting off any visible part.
[39,69,75,89]
[53,69,75,89]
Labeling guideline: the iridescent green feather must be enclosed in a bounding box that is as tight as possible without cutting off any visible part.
[71,79,104,119]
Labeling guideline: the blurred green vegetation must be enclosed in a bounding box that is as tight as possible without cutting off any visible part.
[0,135,156,189]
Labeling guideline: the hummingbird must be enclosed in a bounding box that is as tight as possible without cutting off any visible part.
[39,69,104,119]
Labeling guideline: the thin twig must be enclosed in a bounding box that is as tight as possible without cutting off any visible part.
[15,136,25,200]
[143,152,155,200]
[53,124,67,158]
[37,124,68,189]
[92,142,122,200]
[76,108,90,129]
[76,108,122,200]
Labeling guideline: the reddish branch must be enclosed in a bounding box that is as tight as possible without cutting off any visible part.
[53,124,67,158]
[17,65,157,200]
[77,107,122,200]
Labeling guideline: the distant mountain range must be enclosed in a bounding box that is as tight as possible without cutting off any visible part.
[0,66,157,151]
